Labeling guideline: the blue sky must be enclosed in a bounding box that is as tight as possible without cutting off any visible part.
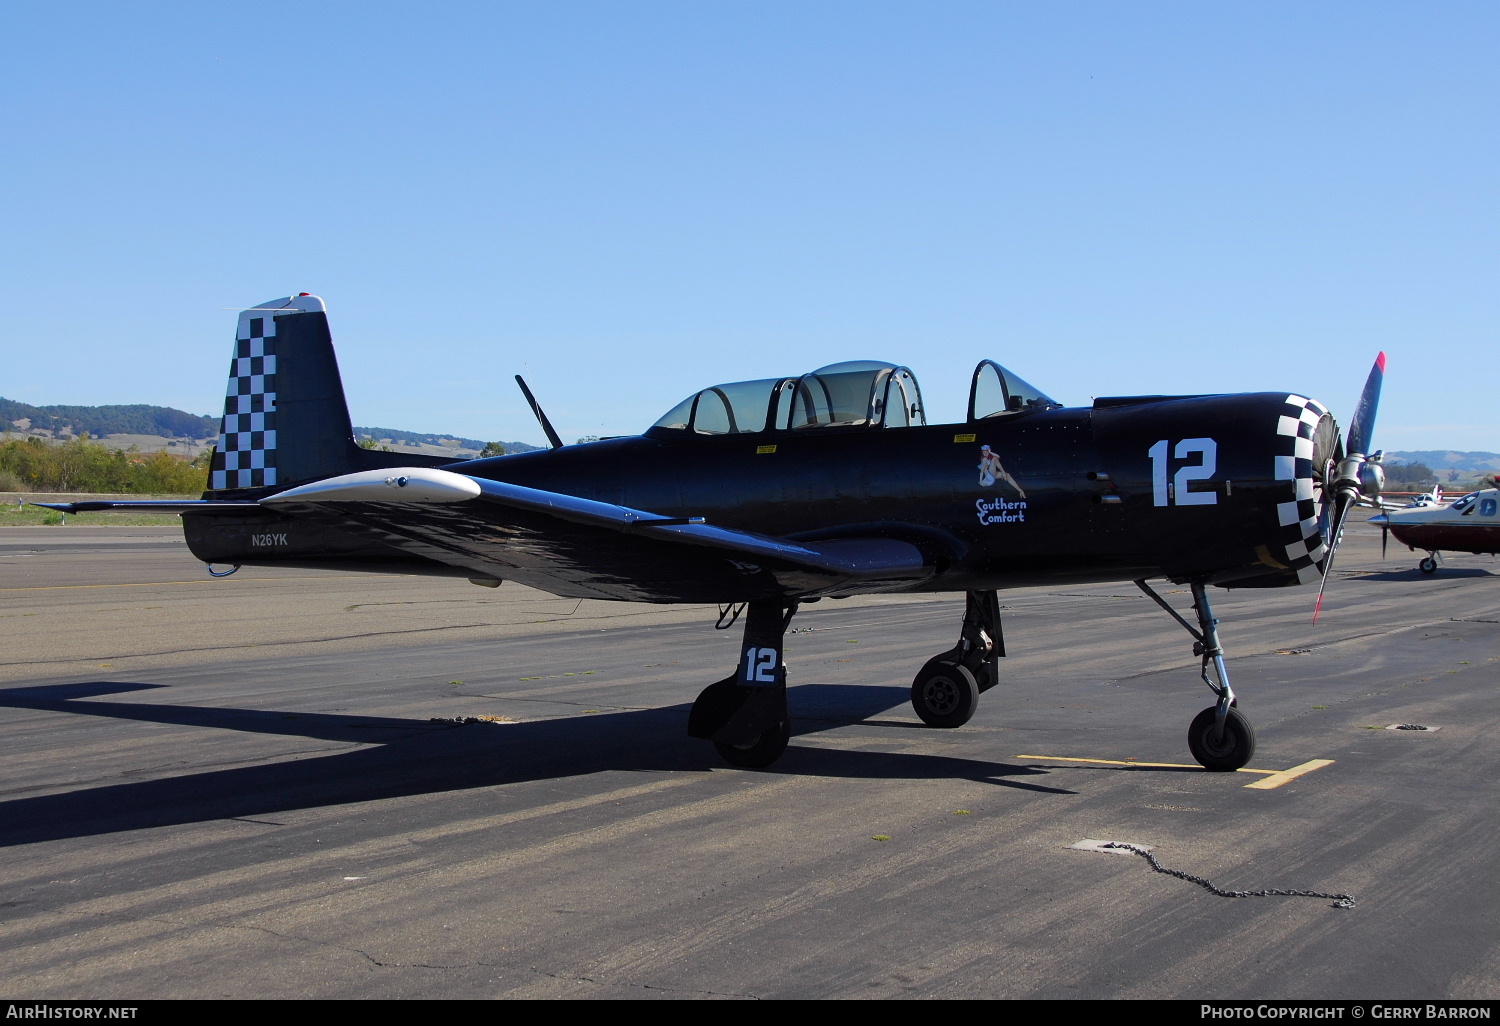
[2,2,1494,450]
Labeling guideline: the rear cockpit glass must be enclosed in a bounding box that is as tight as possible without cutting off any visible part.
[968,359,1060,419]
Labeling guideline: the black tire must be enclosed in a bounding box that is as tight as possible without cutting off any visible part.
[911,659,980,728]
[1419,556,1438,574]
[714,718,791,768]
[1187,706,1256,771]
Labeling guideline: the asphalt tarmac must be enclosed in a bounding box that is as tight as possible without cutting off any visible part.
[0,522,1495,999]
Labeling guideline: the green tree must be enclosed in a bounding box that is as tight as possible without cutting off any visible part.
[480,441,506,458]
[1383,462,1435,488]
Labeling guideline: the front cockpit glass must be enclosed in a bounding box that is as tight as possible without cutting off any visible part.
[970,362,1007,420]
[1003,368,1058,411]
[1450,492,1479,514]
[968,359,1060,419]
[651,378,784,435]
[652,362,926,435]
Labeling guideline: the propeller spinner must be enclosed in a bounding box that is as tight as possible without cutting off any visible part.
[1312,352,1387,622]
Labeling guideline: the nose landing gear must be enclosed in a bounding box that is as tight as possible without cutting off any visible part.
[1136,578,1257,772]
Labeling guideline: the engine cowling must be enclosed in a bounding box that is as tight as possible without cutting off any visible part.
[1091,392,1339,587]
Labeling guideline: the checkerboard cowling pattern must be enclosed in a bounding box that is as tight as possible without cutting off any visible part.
[1273,394,1330,585]
[209,313,278,490]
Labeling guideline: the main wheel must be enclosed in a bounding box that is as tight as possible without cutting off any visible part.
[1187,706,1256,771]
[1419,556,1438,574]
[714,718,791,768]
[911,659,980,728]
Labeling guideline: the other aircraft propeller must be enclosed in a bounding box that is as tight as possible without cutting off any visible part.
[1312,352,1386,623]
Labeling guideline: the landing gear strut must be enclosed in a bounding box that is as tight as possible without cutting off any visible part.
[689,600,797,768]
[1135,579,1257,771]
[910,590,1003,728]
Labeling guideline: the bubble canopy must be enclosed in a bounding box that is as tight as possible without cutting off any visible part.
[649,358,1058,436]
[650,361,927,436]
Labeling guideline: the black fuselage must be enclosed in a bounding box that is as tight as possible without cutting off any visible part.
[185,391,1320,599]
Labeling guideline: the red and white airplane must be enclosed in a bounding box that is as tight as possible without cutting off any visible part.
[1369,484,1500,573]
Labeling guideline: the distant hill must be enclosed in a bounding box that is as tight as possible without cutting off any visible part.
[353,427,541,454]
[1385,451,1500,473]
[1,397,542,454]
[1,397,216,439]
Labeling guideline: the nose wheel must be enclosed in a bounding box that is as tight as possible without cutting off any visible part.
[1187,706,1256,772]
[1419,555,1438,574]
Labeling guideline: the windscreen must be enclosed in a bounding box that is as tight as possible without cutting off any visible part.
[970,359,1059,418]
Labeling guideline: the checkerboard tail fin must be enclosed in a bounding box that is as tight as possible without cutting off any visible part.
[207,294,359,493]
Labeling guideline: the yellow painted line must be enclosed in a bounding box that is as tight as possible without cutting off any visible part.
[1016,754,1276,775]
[1240,759,1335,790]
[1017,754,1335,789]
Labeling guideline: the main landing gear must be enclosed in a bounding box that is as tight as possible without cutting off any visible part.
[1135,579,1257,771]
[910,590,1004,728]
[689,600,797,768]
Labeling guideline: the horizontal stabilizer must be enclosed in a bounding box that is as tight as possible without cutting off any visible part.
[31,500,264,515]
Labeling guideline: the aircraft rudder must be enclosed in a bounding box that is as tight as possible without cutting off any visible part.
[207,294,360,494]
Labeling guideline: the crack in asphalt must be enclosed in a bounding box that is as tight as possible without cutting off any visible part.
[40,904,491,972]
[524,965,761,999]
[34,905,759,995]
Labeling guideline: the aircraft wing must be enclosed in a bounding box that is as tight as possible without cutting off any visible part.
[257,467,932,602]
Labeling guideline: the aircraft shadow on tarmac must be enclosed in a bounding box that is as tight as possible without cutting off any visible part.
[1350,567,1496,581]
[0,681,1071,847]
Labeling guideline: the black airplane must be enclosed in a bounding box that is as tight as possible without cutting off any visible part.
[41,295,1389,773]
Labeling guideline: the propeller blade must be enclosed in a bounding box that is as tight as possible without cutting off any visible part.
[1311,494,1353,624]
[1346,352,1386,457]
[1313,353,1387,624]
